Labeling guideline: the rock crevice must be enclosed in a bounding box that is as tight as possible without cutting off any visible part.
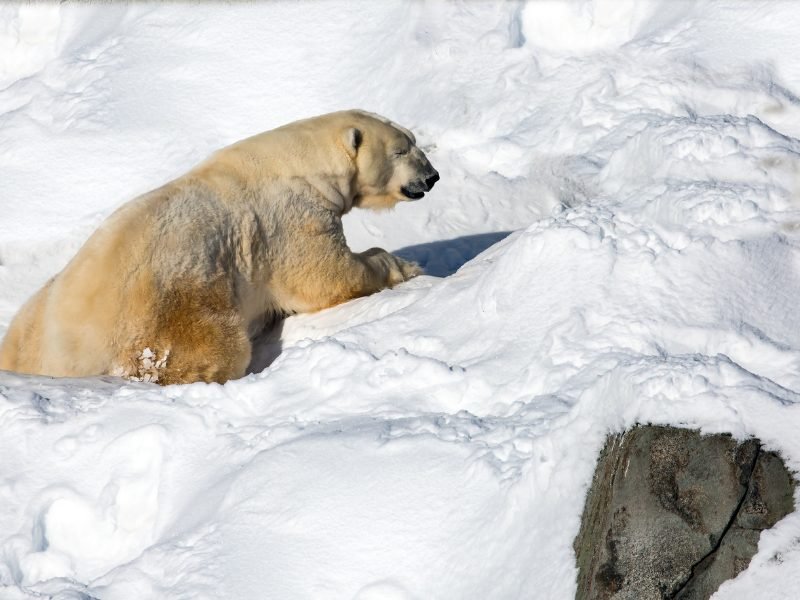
[574,426,795,600]
[671,445,760,599]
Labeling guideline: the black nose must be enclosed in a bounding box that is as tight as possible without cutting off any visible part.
[424,171,440,190]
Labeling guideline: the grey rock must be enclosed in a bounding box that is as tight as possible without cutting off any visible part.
[574,426,795,600]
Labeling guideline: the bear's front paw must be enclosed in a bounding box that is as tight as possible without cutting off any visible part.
[360,248,423,287]
[398,258,423,280]
[387,255,423,285]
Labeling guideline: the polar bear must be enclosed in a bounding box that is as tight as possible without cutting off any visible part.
[0,110,439,384]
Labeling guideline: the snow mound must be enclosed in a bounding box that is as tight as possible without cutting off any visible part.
[520,0,675,54]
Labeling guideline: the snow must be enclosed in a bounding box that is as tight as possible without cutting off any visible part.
[2,1,800,598]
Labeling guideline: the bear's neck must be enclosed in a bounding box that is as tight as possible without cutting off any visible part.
[200,134,357,215]
[306,174,355,215]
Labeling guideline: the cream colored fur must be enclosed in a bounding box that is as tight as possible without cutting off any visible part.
[0,110,438,384]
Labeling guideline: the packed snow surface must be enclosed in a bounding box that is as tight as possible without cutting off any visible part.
[2,2,800,598]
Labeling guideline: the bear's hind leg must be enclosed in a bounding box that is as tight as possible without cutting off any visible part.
[118,320,250,385]
[114,283,252,385]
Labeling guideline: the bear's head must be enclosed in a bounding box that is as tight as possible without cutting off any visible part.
[342,111,439,211]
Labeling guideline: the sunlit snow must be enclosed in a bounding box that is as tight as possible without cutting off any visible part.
[2,2,800,599]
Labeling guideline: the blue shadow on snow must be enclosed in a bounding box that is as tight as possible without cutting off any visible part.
[393,231,512,277]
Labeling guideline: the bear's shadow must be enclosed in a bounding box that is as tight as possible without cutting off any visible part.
[247,230,512,374]
[393,231,513,278]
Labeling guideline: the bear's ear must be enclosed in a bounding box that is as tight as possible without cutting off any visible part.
[342,127,362,157]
